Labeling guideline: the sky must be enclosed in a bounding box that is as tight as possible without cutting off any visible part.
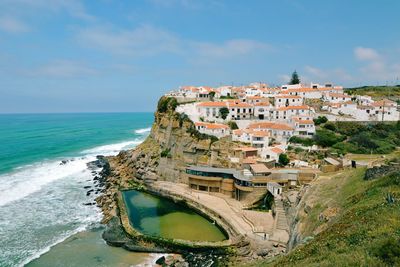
[0,0,399,113]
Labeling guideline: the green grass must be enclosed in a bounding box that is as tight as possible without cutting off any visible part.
[345,85,400,102]
[245,168,400,267]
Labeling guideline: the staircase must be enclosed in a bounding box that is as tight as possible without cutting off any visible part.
[274,198,289,231]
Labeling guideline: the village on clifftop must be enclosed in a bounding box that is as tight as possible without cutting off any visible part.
[164,79,399,206]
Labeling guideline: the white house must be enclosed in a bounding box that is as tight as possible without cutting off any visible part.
[194,122,230,138]
[274,95,303,107]
[261,146,285,161]
[323,93,352,103]
[248,122,294,142]
[370,100,399,121]
[227,101,254,120]
[285,88,322,99]
[291,116,316,137]
[254,102,273,120]
[249,130,270,149]
[217,86,233,98]
[197,101,227,121]
[275,105,314,120]
[245,87,263,97]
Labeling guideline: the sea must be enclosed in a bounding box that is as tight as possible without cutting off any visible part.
[0,113,155,267]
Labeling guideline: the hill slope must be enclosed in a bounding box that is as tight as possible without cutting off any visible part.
[246,159,400,266]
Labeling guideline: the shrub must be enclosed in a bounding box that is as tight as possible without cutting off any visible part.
[279,153,290,166]
[160,148,171,157]
[219,107,229,120]
[157,97,178,113]
[314,129,345,147]
[350,132,379,150]
[289,136,315,146]
[313,116,328,125]
[372,237,400,265]
[228,121,239,130]
[323,122,337,131]
[335,121,367,136]
[294,147,304,153]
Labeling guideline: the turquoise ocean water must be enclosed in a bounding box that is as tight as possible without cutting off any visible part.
[0,113,154,266]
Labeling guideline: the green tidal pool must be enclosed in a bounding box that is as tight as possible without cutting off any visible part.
[122,190,227,242]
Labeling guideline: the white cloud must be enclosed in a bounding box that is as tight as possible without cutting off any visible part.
[304,65,327,79]
[0,16,29,33]
[304,65,353,83]
[354,46,399,81]
[0,0,94,33]
[76,25,181,56]
[1,0,94,21]
[27,60,97,78]
[191,39,272,59]
[354,46,381,61]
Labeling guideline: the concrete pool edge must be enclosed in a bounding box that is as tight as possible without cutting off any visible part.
[113,185,244,253]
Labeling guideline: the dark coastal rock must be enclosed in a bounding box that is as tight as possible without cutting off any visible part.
[155,256,166,265]
[102,217,130,247]
[364,164,400,180]
[84,186,92,189]
[123,241,167,253]
[60,160,68,165]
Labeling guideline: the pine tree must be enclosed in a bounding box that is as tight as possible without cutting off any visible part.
[289,71,300,85]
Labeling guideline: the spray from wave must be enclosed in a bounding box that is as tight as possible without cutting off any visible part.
[135,127,151,134]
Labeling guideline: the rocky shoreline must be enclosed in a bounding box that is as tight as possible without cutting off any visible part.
[86,154,238,266]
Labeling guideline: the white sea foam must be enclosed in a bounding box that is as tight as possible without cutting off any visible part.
[135,127,151,134]
[0,158,92,207]
[0,137,147,266]
[82,139,143,156]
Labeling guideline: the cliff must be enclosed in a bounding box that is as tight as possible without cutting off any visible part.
[96,96,242,223]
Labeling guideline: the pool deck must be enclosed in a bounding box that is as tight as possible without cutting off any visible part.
[151,181,289,249]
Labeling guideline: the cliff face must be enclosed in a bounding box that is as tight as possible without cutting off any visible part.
[97,100,242,222]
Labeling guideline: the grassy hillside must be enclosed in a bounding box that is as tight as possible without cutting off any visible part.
[290,121,400,155]
[345,85,400,101]
[246,159,400,266]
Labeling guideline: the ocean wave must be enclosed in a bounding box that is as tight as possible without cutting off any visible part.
[0,138,144,207]
[81,139,144,156]
[0,158,91,207]
[135,127,151,134]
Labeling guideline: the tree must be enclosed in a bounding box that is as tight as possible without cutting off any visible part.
[313,116,328,125]
[209,91,216,101]
[289,71,300,85]
[219,107,229,120]
[228,121,239,130]
[278,153,290,166]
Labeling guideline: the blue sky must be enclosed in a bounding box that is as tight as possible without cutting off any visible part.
[0,0,399,113]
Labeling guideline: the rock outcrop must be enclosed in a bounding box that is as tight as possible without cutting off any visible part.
[95,99,242,224]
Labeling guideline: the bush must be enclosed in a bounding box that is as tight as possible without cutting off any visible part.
[219,107,229,120]
[294,147,304,153]
[228,121,239,130]
[279,153,290,166]
[335,121,367,136]
[323,122,337,131]
[157,97,178,113]
[372,237,400,265]
[289,136,315,146]
[314,129,345,147]
[160,148,171,157]
[313,116,328,125]
[332,142,366,154]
